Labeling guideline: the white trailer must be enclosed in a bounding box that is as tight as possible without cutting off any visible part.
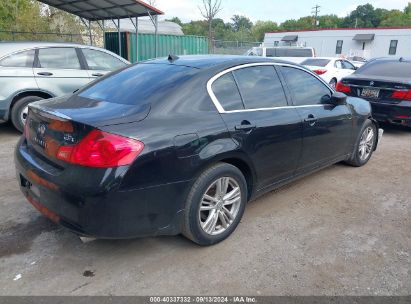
[264,27,411,59]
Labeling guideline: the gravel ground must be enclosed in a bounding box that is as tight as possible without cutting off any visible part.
[0,122,410,296]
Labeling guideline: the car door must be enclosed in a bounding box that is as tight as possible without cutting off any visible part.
[279,65,353,174]
[80,48,128,80]
[33,47,90,96]
[0,49,37,96]
[209,64,303,190]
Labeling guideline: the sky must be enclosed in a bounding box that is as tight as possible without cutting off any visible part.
[151,0,411,23]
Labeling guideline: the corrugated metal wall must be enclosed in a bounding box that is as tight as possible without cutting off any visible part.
[105,32,209,63]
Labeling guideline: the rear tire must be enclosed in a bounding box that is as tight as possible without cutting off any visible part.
[182,163,247,246]
[345,119,377,167]
[11,96,43,132]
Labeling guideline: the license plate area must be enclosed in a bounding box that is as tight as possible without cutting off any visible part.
[361,88,380,99]
[20,174,41,198]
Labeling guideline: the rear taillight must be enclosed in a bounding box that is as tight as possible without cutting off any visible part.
[313,69,327,75]
[391,90,411,100]
[336,81,351,93]
[56,130,144,168]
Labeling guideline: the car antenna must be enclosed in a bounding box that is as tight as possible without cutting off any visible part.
[168,54,179,62]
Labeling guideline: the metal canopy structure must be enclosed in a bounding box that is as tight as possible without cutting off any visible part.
[37,0,164,61]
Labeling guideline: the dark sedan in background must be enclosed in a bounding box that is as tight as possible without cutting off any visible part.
[337,57,411,127]
[15,56,381,246]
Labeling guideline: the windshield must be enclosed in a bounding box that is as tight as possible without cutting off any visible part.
[301,59,330,67]
[78,63,196,105]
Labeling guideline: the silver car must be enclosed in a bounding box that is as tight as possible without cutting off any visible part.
[0,42,129,131]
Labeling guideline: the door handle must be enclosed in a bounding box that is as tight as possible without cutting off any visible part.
[235,122,256,131]
[92,73,104,77]
[304,115,317,126]
[37,72,53,76]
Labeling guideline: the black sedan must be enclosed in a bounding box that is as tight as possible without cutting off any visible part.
[336,57,411,127]
[15,56,381,245]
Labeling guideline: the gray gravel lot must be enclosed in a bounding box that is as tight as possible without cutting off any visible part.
[0,122,410,296]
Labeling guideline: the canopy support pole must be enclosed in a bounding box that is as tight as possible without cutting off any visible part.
[96,20,106,48]
[148,12,159,58]
[129,16,139,63]
[111,18,122,58]
[80,17,93,46]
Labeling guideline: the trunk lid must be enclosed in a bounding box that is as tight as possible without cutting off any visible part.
[25,95,150,167]
[342,75,411,103]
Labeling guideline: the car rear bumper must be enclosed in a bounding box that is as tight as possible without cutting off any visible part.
[15,138,189,239]
[370,100,411,127]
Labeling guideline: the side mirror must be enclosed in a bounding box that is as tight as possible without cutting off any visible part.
[330,92,347,105]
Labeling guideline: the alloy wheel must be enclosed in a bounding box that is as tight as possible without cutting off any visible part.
[358,127,375,161]
[199,177,242,236]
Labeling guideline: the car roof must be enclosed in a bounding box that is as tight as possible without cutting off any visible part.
[0,41,126,61]
[143,55,294,70]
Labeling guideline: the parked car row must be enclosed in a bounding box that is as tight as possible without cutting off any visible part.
[15,55,381,246]
[0,42,129,131]
[336,57,411,127]
[2,41,408,246]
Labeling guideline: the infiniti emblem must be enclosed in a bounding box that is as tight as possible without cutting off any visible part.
[370,81,374,86]
[37,124,46,136]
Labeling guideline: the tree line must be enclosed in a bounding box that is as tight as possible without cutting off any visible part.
[1,1,410,43]
[169,3,411,42]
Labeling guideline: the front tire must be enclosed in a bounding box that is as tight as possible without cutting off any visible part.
[182,163,247,246]
[11,96,43,132]
[346,119,377,167]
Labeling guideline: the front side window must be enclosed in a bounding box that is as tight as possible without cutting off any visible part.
[0,50,35,67]
[211,73,244,111]
[342,60,356,70]
[389,40,398,55]
[336,40,343,54]
[233,66,287,109]
[37,47,81,70]
[281,66,332,106]
[82,48,127,71]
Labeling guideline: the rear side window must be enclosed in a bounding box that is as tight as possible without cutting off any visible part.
[79,63,197,105]
[282,67,332,106]
[82,48,127,71]
[37,47,81,70]
[0,50,35,67]
[357,60,411,78]
[233,66,287,109]
[212,73,244,111]
[301,59,330,67]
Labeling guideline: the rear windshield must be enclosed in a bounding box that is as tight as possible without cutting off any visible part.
[78,63,196,105]
[266,48,313,57]
[356,60,411,78]
[301,59,330,67]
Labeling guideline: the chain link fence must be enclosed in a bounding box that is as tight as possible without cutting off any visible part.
[0,31,263,58]
[212,40,262,55]
[0,30,103,47]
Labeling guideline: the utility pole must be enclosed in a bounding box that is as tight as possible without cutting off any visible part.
[312,5,320,27]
